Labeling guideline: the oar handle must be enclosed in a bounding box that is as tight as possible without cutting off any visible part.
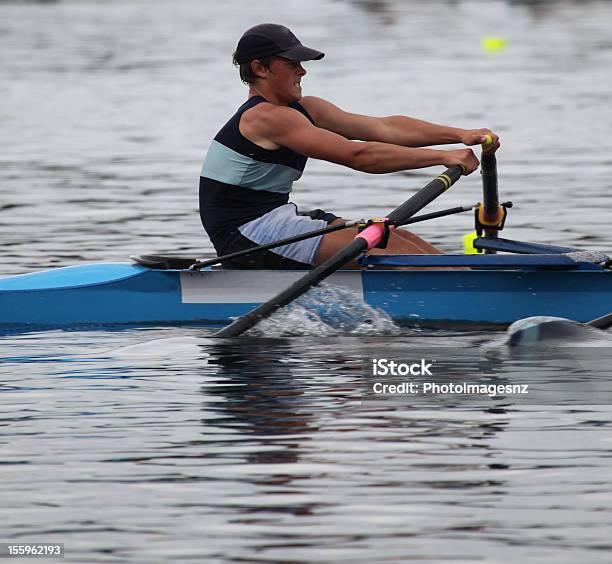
[478,134,505,256]
[480,135,499,218]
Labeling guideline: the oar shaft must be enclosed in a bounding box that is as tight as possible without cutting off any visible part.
[192,220,358,270]
[588,312,612,330]
[214,166,464,338]
[214,238,367,337]
[388,167,463,224]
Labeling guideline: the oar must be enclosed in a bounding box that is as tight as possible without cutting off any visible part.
[480,135,499,225]
[190,220,360,270]
[506,311,612,346]
[587,312,612,330]
[478,134,505,253]
[214,166,464,338]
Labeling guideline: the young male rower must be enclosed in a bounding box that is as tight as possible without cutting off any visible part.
[199,23,500,269]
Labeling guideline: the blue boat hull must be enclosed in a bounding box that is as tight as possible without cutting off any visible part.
[1,262,611,330]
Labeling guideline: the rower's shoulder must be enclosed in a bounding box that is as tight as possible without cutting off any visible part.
[243,101,311,129]
[243,100,290,117]
[299,95,333,113]
[299,96,346,125]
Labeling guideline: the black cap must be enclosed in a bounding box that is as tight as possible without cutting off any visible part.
[234,23,325,65]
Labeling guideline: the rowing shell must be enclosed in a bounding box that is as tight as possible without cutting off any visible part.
[1,252,611,331]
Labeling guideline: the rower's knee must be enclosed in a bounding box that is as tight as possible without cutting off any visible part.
[370,232,426,255]
[394,228,419,241]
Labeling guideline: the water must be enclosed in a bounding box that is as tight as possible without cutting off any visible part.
[2,0,612,561]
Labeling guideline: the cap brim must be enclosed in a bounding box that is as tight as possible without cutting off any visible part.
[279,45,325,62]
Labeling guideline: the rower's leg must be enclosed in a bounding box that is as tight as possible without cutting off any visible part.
[389,228,444,254]
[314,219,442,267]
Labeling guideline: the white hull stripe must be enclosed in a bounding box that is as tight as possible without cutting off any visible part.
[180,270,364,304]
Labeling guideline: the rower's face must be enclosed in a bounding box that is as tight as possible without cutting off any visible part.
[265,57,307,102]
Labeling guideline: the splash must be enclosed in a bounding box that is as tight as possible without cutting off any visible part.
[246,282,399,338]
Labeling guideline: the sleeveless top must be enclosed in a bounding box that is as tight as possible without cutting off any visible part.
[199,95,315,253]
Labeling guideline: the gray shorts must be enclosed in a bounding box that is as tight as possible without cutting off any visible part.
[223,203,339,269]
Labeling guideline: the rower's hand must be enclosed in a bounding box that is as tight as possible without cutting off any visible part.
[443,148,479,175]
[461,128,500,154]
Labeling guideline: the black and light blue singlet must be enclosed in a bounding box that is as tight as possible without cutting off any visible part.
[199,96,315,254]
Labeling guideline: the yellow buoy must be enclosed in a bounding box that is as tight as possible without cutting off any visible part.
[482,37,507,53]
[463,231,480,254]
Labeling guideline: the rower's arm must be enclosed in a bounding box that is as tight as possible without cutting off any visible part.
[248,104,479,174]
[300,96,500,152]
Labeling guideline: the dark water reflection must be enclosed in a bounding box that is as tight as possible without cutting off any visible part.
[200,340,317,470]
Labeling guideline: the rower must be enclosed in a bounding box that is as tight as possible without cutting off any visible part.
[199,23,501,269]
